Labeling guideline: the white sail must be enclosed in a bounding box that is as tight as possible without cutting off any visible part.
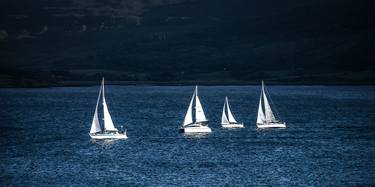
[195,86,207,123]
[262,81,276,122]
[102,79,118,132]
[183,90,195,126]
[226,97,237,123]
[256,93,265,124]
[256,81,286,128]
[221,100,229,124]
[89,77,128,139]
[90,84,102,134]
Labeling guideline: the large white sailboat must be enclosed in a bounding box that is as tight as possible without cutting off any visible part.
[256,81,286,128]
[221,96,244,128]
[179,86,212,133]
[89,78,128,139]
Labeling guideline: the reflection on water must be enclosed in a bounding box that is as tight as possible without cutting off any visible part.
[90,139,121,148]
[183,132,210,139]
[221,127,246,131]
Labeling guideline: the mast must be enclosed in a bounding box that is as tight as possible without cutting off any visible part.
[102,77,105,102]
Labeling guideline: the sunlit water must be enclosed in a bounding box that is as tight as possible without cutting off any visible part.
[0,86,374,186]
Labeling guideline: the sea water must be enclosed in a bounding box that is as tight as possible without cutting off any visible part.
[0,86,374,186]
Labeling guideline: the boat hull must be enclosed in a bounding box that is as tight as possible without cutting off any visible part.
[90,132,128,139]
[257,122,286,128]
[222,123,244,128]
[179,124,212,133]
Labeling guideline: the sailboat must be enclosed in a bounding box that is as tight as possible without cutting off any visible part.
[179,86,212,133]
[221,96,244,128]
[89,78,128,139]
[256,81,286,128]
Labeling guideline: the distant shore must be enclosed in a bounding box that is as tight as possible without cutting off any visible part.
[0,80,374,88]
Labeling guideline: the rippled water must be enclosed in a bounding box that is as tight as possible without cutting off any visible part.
[1,86,375,186]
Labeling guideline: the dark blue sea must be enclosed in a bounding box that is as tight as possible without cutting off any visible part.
[1,86,375,186]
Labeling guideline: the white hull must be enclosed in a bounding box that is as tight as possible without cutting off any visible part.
[257,122,286,128]
[90,132,127,139]
[179,124,212,133]
[222,123,244,128]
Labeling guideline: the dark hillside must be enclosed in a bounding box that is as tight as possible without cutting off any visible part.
[0,0,374,87]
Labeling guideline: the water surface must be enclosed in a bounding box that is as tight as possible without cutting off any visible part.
[0,86,374,186]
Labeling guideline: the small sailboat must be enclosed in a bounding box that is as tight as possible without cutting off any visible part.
[89,78,128,139]
[179,86,212,133]
[256,81,286,128]
[221,96,244,128]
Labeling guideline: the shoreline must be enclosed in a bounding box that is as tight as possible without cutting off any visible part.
[0,80,374,88]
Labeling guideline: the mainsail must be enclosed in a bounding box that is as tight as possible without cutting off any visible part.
[262,81,276,122]
[226,97,237,123]
[90,84,102,134]
[256,94,265,124]
[101,78,118,132]
[221,101,229,124]
[195,86,207,123]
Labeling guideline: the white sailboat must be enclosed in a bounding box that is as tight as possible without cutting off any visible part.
[256,81,286,128]
[89,78,128,139]
[221,96,244,128]
[179,86,212,133]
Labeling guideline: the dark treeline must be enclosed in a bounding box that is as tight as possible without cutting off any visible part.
[0,0,374,87]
